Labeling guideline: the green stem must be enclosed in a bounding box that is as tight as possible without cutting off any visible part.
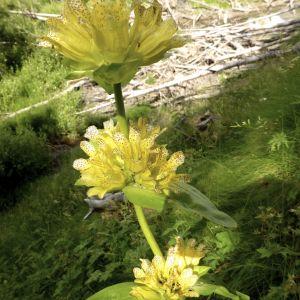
[113,83,128,137]
[134,204,163,257]
[113,83,163,258]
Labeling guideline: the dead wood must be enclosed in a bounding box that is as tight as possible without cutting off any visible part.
[2,3,300,120]
[76,43,300,115]
[1,79,89,120]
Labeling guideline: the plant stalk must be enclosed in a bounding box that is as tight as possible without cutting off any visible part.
[113,83,163,258]
[134,205,163,257]
[113,83,129,137]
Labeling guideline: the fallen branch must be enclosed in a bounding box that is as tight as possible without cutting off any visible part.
[76,43,300,115]
[186,17,300,39]
[8,9,169,21]
[164,0,180,28]
[8,10,59,20]
[3,42,298,120]
[1,79,89,120]
[182,4,300,34]
[216,34,295,62]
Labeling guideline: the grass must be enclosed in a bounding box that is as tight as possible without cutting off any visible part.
[190,0,271,10]
[158,54,300,298]
[0,48,69,114]
[2,0,63,12]
[0,148,152,299]
[0,53,299,299]
[189,0,257,10]
[0,0,71,115]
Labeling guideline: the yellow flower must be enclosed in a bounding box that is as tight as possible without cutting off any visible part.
[73,118,188,198]
[131,237,207,300]
[43,0,185,93]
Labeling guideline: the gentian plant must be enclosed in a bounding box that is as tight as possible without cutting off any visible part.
[43,1,249,299]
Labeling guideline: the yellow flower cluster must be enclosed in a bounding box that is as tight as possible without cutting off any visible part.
[43,0,185,93]
[73,118,188,198]
[131,237,206,300]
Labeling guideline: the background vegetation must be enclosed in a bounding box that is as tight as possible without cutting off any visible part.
[0,1,299,299]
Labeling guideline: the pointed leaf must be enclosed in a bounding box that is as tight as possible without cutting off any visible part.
[194,283,249,300]
[123,186,166,212]
[172,182,237,228]
[215,231,240,254]
[193,266,210,277]
[87,282,136,300]
[75,178,85,186]
[236,291,251,300]
[66,70,93,80]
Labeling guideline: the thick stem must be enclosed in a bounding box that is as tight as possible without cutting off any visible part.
[134,204,163,257]
[113,83,129,137]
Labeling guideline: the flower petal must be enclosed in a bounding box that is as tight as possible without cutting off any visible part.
[73,158,89,170]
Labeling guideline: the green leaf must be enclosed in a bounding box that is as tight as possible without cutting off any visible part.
[194,283,249,300]
[215,231,240,254]
[173,182,237,228]
[236,291,251,300]
[123,186,166,212]
[87,282,136,300]
[256,247,273,258]
[74,178,85,186]
[193,266,210,277]
[256,244,300,258]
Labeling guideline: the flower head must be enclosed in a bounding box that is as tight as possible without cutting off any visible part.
[131,237,206,300]
[73,118,188,198]
[43,0,185,93]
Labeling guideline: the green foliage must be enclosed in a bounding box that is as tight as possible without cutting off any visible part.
[0,90,81,210]
[3,91,82,142]
[48,91,82,140]
[2,0,62,12]
[204,231,240,269]
[0,52,299,300]
[268,132,290,152]
[123,186,166,212]
[0,126,51,210]
[87,282,136,300]
[126,104,152,121]
[145,73,157,85]
[180,54,300,299]
[173,182,237,228]
[82,113,109,130]
[0,48,68,113]
[0,149,151,299]
[0,7,35,75]
[150,53,300,299]
[191,0,231,10]
[202,0,231,9]
[195,283,249,299]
